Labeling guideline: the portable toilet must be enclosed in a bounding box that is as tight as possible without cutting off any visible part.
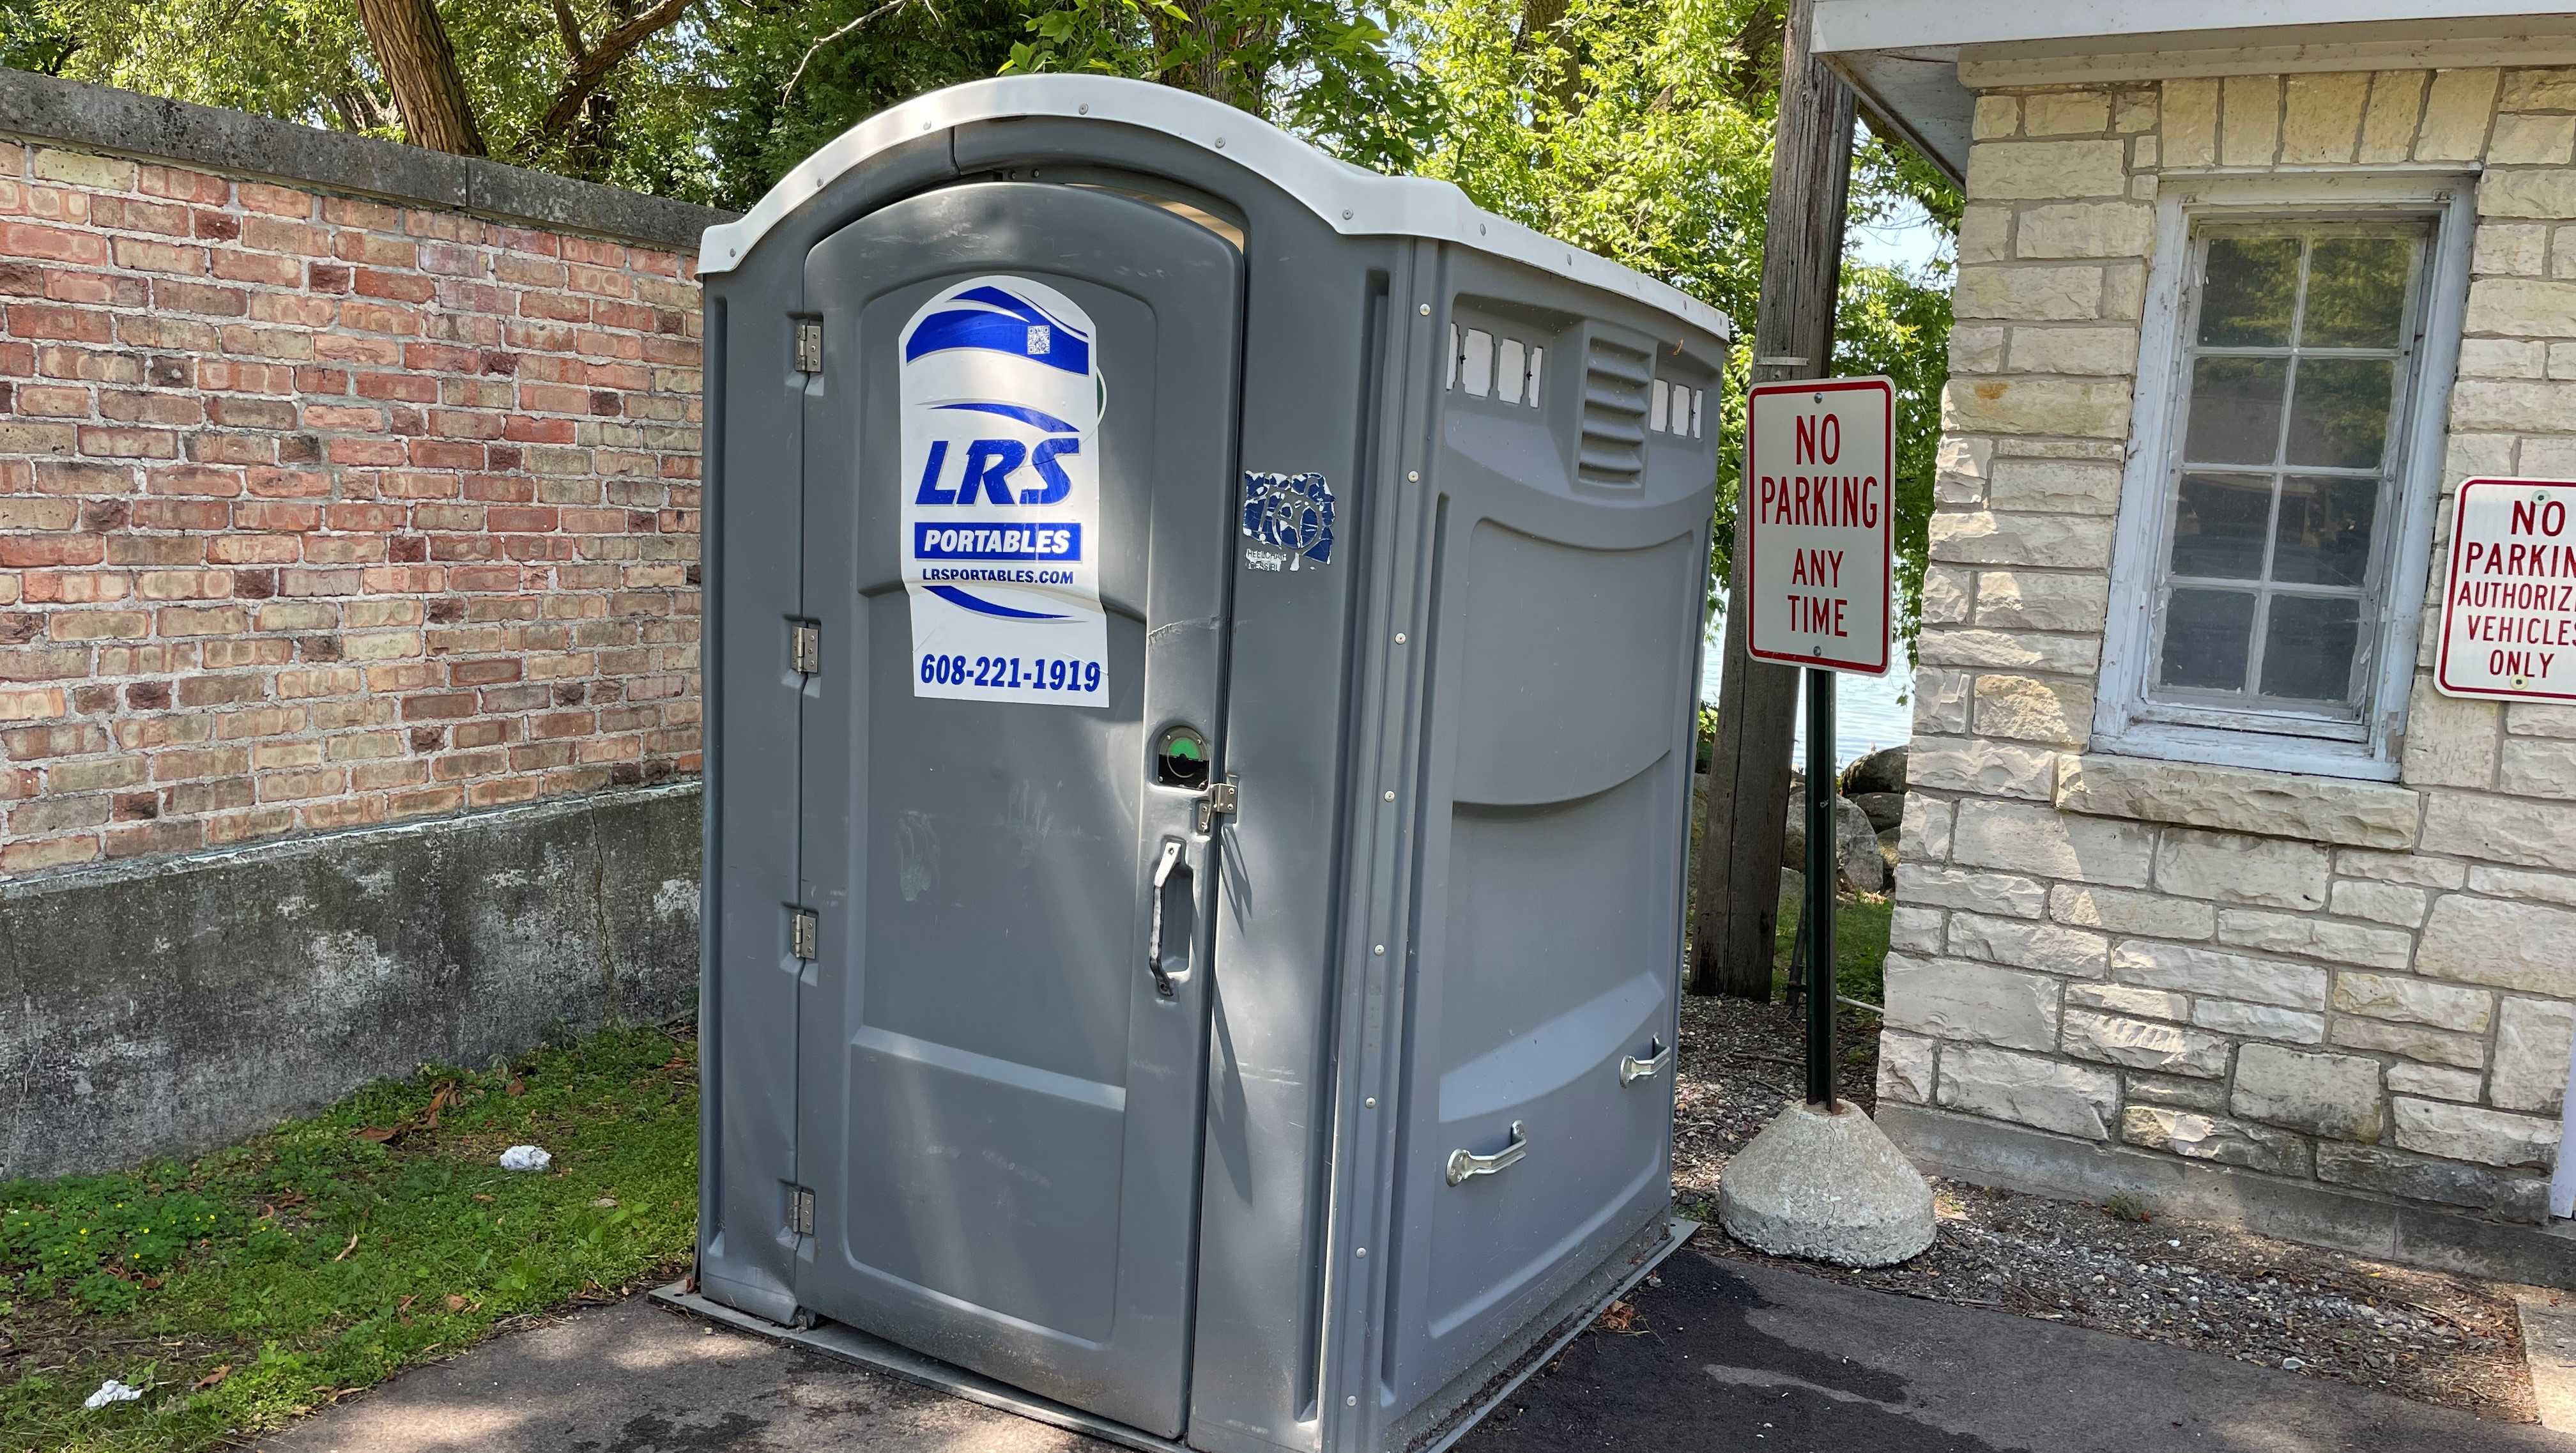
[688,74,1730,1453]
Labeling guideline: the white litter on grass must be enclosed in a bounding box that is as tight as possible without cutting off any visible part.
[84,1380,143,1410]
[499,1145,553,1172]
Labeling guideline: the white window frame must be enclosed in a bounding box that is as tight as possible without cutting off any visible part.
[2094,172,2476,782]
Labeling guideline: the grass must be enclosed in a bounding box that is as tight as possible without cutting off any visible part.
[0,1022,700,1453]
[1771,888,1894,1007]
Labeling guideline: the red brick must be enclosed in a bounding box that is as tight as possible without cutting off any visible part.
[185,433,275,466]
[98,390,202,426]
[78,425,176,458]
[518,289,590,323]
[153,279,249,316]
[249,291,335,328]
[105,817,204,859]
[144,465,241,496]
[240,216,328,257]
[8,304,112,342]
[111,237,205,274]
[210,248,302,286]
[92,196,192,236]
[139,165,229,205]
[0,535,104,567]
[357,370,440,403]
[238,182,315,218]
[1,222,107,265]
[45,268,146,307]
[354,267,435,304]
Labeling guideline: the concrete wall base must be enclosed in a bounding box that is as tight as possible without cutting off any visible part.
[1,783,702,1181]
[1880,1103,2576,1290]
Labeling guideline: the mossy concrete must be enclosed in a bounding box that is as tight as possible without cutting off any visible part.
[0,783,702,1180]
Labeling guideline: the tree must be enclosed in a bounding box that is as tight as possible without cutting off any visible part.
[12,0,718,191]
[1006,0,1430,170]
[355,0,486,153]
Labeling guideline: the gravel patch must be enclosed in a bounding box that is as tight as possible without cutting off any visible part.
[1669,993,2540,1426]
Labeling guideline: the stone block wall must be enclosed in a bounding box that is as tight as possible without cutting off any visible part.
[0,129,706,876]
[1890,66,2576,1233]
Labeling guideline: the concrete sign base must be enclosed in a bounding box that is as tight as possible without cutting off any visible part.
[1718,1100,1936,1268]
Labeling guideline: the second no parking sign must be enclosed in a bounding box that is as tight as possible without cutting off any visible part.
[1744,376,1894,676]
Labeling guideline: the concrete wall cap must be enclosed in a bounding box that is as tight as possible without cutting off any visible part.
[0,68,729,249]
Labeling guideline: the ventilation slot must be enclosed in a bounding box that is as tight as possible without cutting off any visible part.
[1577,339,1651,486]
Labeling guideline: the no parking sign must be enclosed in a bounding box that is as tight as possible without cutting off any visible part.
[2437,477,2576,702]
[1744,376,1894,676]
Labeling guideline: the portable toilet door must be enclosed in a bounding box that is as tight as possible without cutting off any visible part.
[693,74,1730,1453]
[791,180,1237,1438]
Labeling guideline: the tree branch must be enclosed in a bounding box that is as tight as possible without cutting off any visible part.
[523,0,693,152]
[551,0,590,61]
[779,0,923,103]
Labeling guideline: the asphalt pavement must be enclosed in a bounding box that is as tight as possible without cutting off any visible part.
[254,1236,2570,1453]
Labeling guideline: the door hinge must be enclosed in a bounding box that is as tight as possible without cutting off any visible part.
[1195,773,1239,834]
[793,319,824,374]
[787,1185,815,1237]
[789,906,818,961]
[790,619,821,675]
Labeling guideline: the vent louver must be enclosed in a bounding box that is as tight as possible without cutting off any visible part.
[1577,337,1650,487]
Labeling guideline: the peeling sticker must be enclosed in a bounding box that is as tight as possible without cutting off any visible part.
[1241,471,1334,569]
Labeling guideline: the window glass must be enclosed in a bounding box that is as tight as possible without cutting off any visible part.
[2272,476,2377,587]
[2170,473,2271,580]
[2198,236,2300,346]
[2260,595,2362,701]
[2303,236,2412,348]
[2185,357,2288,463]
[2150,222,2426,721]
[2163,590,2257,691]
[2285,358,2396,468]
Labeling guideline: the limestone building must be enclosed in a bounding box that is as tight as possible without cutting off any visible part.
[1818,4,2576,1281]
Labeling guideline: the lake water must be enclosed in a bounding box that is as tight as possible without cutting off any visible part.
[1700,593,1915,772]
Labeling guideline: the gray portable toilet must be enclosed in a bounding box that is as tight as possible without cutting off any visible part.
[689,74,1729,1453]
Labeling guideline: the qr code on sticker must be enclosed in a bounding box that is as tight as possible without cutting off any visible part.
[1026,325,1051,356]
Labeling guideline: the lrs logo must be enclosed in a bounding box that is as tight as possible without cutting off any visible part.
[896,275,1110,707]
[911,404,1080,507]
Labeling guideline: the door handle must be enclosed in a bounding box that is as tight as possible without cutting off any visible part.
[1619,1036,1670,1086]
[1146,838,1184,999]
[1446,1121,1528,1186]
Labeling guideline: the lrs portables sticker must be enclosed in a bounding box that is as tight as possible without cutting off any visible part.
[899,276,1109,706]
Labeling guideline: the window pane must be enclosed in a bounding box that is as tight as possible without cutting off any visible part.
[2303,236,2413,349]
[2170,473,2273,580]
[2260,594,2363,703]
[2185,357,2289,464]
[2273,475,2379,587]
[2198,236,2301,347]
[2285,358,2396,469]
[2161,588,2257,691]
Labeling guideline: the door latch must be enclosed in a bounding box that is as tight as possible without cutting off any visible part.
[1195,773,1239,834]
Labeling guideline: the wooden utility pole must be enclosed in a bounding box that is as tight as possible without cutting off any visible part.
[1688,0,1855,998]
[356,0,488,157]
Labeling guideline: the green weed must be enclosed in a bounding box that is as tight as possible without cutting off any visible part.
[0,1021,700,1453]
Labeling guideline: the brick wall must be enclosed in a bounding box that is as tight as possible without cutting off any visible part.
[0,139,703,875]
[1890,67,2576,1231]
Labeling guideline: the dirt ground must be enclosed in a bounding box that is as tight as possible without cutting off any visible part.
[1670,992,2541,1426]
